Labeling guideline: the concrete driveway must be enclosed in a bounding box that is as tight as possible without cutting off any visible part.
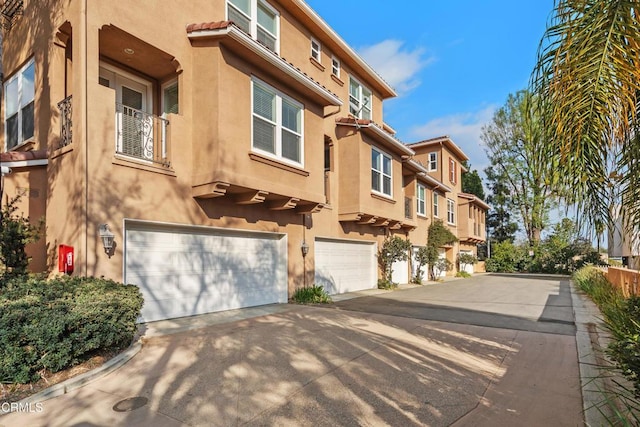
[1,274,584,426]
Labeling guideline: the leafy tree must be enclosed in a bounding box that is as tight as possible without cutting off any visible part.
[378,235,411,287]
[532,0,640,231]
[432,258,453,279]
[481,90,559,247]
[461,161,485,200]
[412,246,429,284]
[484,165,518,244]
[531,218,606,274]
[484,241,527,273]
[426,220,457,281]
[457,252,477,273]
[0,196,42,281]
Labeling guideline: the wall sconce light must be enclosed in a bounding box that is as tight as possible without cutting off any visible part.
[99,224,115,257]
[301,241,309,257]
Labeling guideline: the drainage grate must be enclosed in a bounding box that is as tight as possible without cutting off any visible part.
[112,396,148,412]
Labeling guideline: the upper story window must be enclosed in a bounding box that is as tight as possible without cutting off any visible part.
[349,77,372,120]
[371,147,392,197]
[449,158,457,183]
[227,0,279,52]
[447,198,455,224]
[433,192,439,217]
[428,152,437,171]
[252,78,303,166]
[5,58,35,150]
[331,56,340,78]
[416,183,426,216]
[310,38,321,62]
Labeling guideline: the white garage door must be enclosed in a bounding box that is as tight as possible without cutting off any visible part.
[460,250,475,274]
[124,222,288,322]
[392,258,409,284]
[314,238,377,295]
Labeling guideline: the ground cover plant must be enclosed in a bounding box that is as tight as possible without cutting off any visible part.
[573,266,640,423]
[291,285,332,304]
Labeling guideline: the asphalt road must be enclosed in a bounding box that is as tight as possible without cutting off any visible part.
[0,273,584,426]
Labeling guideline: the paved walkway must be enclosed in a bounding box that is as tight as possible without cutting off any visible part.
[0,274,598,426]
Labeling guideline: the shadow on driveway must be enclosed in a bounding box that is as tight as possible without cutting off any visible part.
[328,275,576,336]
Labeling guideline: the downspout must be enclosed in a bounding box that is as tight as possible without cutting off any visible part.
[83,0,88,274]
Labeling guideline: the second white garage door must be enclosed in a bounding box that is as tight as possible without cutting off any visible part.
[314,238,377,295]
[124,222,288,322]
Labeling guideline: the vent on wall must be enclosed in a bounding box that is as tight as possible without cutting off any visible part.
[1,0,23,29]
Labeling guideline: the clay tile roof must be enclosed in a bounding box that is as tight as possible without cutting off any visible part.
[406,135,450,146]
[0,149,47,162]
[186,21,232,33]
[335,117,371,126]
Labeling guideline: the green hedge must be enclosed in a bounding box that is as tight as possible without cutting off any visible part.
[0,276,143,384]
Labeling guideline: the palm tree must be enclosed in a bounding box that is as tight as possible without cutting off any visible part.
[532,0,640,229]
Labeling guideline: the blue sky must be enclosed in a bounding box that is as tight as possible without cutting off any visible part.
[305,0,555,173]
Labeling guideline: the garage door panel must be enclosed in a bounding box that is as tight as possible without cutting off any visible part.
[125,225,287,322]
[315,239,376,295]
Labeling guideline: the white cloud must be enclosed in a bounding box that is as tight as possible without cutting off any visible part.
[357,40,433,95]
[408,105,496,170]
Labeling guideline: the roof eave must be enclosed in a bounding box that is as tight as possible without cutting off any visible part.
[292,0,397,99]
[188,25,343,107]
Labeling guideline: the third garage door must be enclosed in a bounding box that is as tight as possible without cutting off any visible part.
[314,238,377,295]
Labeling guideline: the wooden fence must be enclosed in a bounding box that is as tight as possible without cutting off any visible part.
[604,267,639,297]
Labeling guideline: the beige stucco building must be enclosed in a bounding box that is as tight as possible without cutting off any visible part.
[1,0,487,321]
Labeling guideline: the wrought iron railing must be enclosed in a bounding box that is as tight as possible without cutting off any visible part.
[324,170,331,204]
[405,197,413,219]
[57,95,72,148]
[115,103,170,167]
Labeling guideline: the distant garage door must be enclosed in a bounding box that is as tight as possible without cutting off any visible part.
[314,238,377,295]
[124,222,288,322]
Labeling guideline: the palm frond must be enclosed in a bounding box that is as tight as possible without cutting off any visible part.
[532,0,640,227]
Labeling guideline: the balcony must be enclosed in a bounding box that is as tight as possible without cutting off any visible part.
[459,219,485,243]
[115,103,170,167]
[405,196,413,219]
[57,95,72,148]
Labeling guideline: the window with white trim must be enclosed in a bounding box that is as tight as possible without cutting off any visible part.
[433,192,439,217]
[449,158,457,183]
[227,0,279,52]
[447,198,455,224]
[371,147,392,196]
[331,56,340,78]
[428,152,437,171]
[4,58,35,150]
[416,183,426,216]
[310,38,321,62]
[252,78,303,165]
[349,77,372,120]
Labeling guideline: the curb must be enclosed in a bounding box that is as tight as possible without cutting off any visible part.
[569,280,611,426]
[13,340,142,406]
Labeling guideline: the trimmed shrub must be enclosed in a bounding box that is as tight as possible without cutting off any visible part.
[0,275,143,384]
[456,271,471,278]
[291,285,332,304]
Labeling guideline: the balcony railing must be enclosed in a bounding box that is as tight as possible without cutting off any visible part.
[115,103,170,167]
[324,170,331,204]
[405,196,413,219]
[57,95,72,148]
